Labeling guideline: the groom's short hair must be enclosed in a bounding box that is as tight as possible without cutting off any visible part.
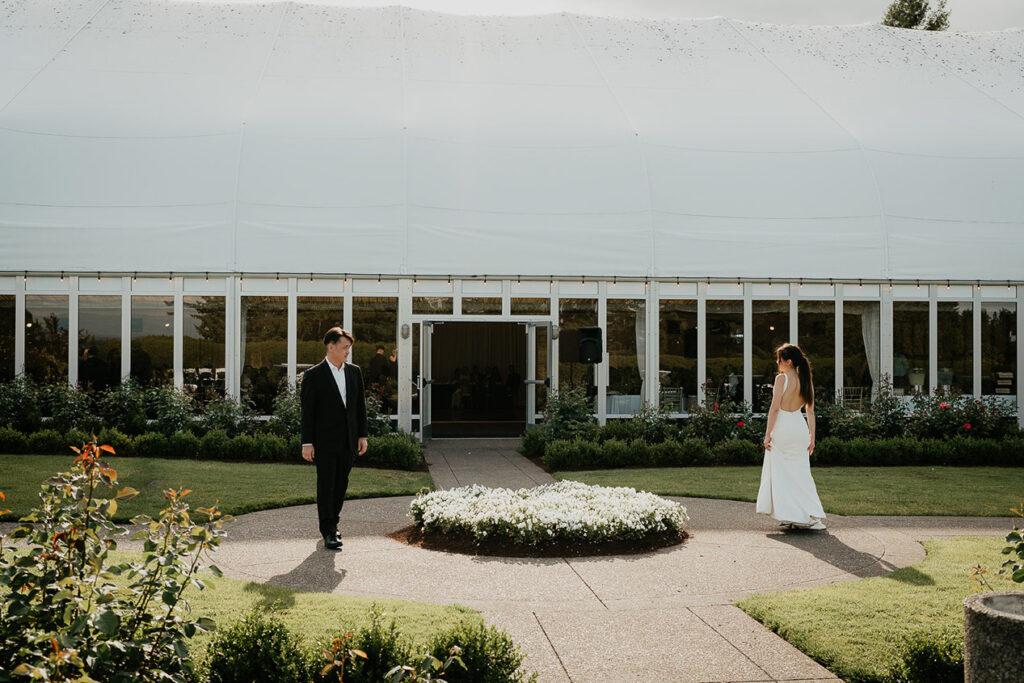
[324,327,355,346]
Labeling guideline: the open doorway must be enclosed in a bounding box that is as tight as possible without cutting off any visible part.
[429,321,526,437]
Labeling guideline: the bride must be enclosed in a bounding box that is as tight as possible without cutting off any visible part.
[756,343,826,531]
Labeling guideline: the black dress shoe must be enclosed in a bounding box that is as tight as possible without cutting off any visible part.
[323,534,342,550]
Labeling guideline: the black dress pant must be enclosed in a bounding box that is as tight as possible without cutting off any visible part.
[315,451,353,538]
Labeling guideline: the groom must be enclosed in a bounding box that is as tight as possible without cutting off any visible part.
[301,327,368,550]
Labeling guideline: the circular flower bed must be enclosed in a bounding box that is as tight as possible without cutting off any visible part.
[394,481,689,557]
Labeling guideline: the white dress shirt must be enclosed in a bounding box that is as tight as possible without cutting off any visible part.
[326,357,347,407]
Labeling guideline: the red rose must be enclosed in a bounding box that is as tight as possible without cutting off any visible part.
[737,421,745,427]
[713,403,719,411]
[939,402,950,409]
[963,423,972,430]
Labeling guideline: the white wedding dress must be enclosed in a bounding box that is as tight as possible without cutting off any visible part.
[756,373,826,530]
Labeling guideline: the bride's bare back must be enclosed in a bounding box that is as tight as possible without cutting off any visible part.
[779,371,804,412]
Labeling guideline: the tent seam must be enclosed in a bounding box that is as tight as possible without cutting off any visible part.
[565,13,657,277]
[400,6,409,276]
[231,0,292,273]
[723,19,893,279]
[882,27,1024,124]
[0,0,114,117]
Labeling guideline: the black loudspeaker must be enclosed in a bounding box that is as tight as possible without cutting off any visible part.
[578,326,602,364]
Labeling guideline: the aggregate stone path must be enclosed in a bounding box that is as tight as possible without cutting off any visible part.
[210,439,1012,682]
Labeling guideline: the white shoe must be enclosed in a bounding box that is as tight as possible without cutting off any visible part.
[809,520,827,531]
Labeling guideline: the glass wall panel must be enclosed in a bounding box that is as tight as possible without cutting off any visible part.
[753,300,789,412]
[607,299,644,415]
[797,301,836,403]
[706,300,744,406]
[0,296,14,381]
[843,300,880,406]
[659,300,697,413]
[241,296,287,414]
[183,296,225,402]
[938,301,973,394]
[413,297,453,315]
[534,325,548,414]
[893,302,929,394]
[511,298,550,316]
[26,296,69,383]
[353,297,398,413]
[558,298,597,395]
[462,298,501,315]
[297,297,344,372]
[79,296,121,391]
[982,302,1016,398]
[130,296,173,386]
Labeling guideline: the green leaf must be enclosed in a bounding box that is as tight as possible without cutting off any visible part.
[95,609,120,636]
[195,616,216,631]
[70,614,89,635]
[106,500,118,517]
[1013,568,1024,583]
[162,589,178,605]
[208,564,223,578]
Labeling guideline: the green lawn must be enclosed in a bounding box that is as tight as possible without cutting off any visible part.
[183,566,479,658]
[738,537,1022,681]
[0,454,433,522]
[555,466,1024,516]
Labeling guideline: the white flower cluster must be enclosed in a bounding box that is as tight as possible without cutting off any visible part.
[409,480,688,546]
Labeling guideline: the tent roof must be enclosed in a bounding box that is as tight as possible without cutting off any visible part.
[2,1,1023,280]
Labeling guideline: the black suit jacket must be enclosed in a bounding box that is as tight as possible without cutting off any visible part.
[300,360,369,464]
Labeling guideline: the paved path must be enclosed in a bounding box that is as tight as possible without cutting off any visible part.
[207,438,1015,682]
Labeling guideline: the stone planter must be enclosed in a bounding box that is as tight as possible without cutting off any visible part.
[964,591,1024,682]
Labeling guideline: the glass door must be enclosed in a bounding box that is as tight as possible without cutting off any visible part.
[418,321,434,442]
[524,322,553,426]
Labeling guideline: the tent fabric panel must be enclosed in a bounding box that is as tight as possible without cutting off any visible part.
[645,146,880,219]
[406,207,651,276]
[652,213,887,280]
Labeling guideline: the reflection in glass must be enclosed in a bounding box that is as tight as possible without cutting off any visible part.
[241,297,287,415]
[130,296,173,386]
[797,301,835,403]
[893,302,929,394]
[706,301,744,406]
[183,296,225,402]
[558,298,597,394]
[512,298,550,316]
[413,297,453,315]
[843,300,880,406]
[0,296,14,381]
[982,302,1016,398]
[353,297,398,414]
[753,300,789,412]
[659,300,697,413]
[607,299,645,415]
[534,325,548,415]
[938,302,972,394]
[297,298,344,371]
[462,298,502,315]
[79,296,121,391]
[26,296,69,383]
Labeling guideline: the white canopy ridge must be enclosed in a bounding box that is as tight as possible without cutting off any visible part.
[1,1,1022,280]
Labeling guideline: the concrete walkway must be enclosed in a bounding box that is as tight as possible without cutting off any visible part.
[208,439,1013,682]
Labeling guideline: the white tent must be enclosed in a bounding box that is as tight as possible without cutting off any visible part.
[1,0,1022,280]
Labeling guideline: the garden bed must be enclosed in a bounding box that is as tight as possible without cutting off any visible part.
[389,524,686,557]
[395,481,689,557]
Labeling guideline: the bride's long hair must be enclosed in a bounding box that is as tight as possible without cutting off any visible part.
[776,343,814,406]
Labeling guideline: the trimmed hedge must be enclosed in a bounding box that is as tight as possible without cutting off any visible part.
[7,428,424,471]
[541,435,1024,469]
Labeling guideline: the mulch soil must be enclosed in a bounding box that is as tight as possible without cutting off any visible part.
[388,524,688,558]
